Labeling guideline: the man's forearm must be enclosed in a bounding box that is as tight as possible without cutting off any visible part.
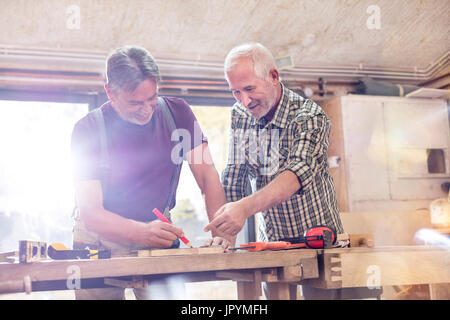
[203,176,237,243]
[203,170,301,237]
[81,207,143,244]
[187,142,227,222]
[240,170,300,217]
[203,174,227,222]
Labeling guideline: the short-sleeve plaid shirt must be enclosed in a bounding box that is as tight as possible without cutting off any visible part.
[222,83,345,241]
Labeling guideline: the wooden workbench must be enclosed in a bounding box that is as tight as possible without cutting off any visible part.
[0,246,449,299]
[0,248,318,299]
[303,246,450,294]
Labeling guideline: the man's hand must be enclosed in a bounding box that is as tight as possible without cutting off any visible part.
[203,235,236,250]
[204,171,301,239]
[204,237,231,250]
[136,220,185,248]
[204,201,249,237]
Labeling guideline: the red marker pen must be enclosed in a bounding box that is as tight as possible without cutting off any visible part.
[152,208,193,248]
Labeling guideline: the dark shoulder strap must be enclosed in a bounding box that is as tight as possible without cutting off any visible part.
[158,97,183,219]
[158,97,177,134]
[92,107,110,191]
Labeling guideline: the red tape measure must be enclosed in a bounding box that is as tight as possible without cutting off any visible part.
[279,225,337,249]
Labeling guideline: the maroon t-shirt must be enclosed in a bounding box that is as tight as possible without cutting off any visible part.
[71,96,207,222]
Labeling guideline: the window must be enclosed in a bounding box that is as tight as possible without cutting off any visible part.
[427,149,446,174]
[0,100,88,252]
[172,105,242,246]
[396,147,448,177]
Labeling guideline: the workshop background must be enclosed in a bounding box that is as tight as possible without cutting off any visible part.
[0,0,449,300]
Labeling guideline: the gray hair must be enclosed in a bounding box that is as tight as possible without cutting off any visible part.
[106,45,161,93]
[224,43,277,82]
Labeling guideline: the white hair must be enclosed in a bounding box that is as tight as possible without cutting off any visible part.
[224,43,277,82]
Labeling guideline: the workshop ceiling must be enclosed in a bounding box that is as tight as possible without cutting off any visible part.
[0,0,449,84]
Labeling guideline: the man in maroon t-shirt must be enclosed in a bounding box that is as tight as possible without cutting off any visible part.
[71,46,228,299]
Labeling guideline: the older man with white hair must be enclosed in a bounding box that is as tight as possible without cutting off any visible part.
[205,43,347,299]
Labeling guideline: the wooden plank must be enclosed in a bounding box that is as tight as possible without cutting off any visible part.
[302,251,343,289]
[340,210,432,246]
[216,271,254,282]
[340,97,389,208]
[304,246,450,289]
[236,270,263,300]
[0,251,17,263]
[137,246,223,257]
[266,283,291,300]
[343,248,450,287]
[321,97,349,211]
[0,249,318,285]
[253,270,263,298]
[0,279,26,293]
[429,283,450,300]
[216,267,298,283]
[104,276,147,288]
[299,257,320,280]
[279,266,302,282]
[277,257,319,283]
[349,234,374,247]
[237,281,257,300]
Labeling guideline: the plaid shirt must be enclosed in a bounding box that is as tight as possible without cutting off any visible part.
[222,83,344,241]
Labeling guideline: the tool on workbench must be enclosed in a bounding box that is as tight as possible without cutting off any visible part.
[229,226,336,252]
[152,208,193,248]
[0,240,48,264]
[228,241,293,252]
[19,240,48,263]
[47,242,111,260]
[279,225,336,249]
[0,250,17,263]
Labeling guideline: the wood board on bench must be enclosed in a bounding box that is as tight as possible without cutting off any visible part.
[137,245,224,257]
